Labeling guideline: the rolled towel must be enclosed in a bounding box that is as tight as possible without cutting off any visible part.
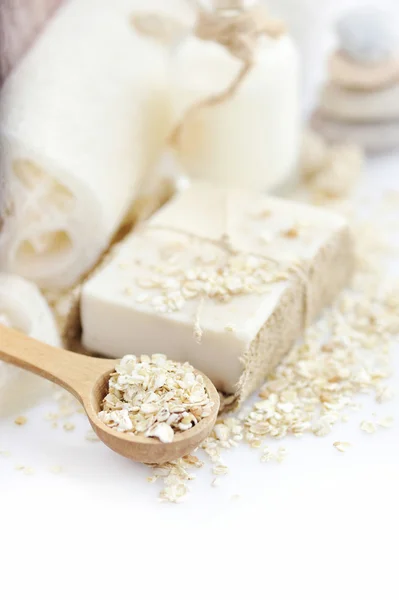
[0,0,191,289]
[0,273,61,417]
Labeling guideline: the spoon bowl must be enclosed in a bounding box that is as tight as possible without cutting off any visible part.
[87,367,219,464]
[0,324,220,464]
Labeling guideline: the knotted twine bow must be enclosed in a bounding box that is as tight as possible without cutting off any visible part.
[171,4,285,146]
[131,2,286,147]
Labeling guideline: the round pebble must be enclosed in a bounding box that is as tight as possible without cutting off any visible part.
[329,51,399,91]
[311,111,399,154]
[319,82,399,123]
[337,7,397,64]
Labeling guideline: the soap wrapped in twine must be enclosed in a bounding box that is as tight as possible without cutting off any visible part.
[170,2,285,146]
[145,216,312,410]
[130,1,286,147]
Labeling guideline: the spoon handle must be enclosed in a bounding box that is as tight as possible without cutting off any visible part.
[0,324,109,401]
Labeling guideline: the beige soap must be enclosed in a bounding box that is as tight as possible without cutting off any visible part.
[80,183,354,407]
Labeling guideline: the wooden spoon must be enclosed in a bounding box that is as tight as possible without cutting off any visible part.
[0,325,220,464]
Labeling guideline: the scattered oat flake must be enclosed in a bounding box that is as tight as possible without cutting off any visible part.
[15,465,34,475]
[45,412,59,421]
[377,416,394,429]
[333,441,352,453]
[360,420,377,434]
[159,480,188,503]
[14,416,27,426]
[214,424,230,442]
[212,464,229,476]
[183,454,204,468]
[211,478,221,487]
[260,447,274,463]
[85,430,100,442]
[49,465,63,474]
[63,422,75,432]
[277,447,288,463]
[250,439,262,448]
[231,494,241,501]
[376,387,393,404]
[0,450,11,457]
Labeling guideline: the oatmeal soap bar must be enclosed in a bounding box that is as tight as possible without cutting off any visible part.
[0,0,191,289]
[80,183,354,406]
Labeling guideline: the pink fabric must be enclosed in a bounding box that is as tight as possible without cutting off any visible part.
[0,0,63,83]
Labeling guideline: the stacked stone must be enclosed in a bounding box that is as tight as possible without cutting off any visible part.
[312,8,399,153]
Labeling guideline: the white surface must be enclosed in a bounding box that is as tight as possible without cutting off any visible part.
[1,153,399,600]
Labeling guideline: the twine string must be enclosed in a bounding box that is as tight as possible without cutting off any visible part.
[130,3,285,147]
[169,5,285,146]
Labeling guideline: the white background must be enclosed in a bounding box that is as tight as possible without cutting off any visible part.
[1,1,399,599]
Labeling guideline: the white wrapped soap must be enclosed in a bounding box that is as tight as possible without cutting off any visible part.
[80,182,354,407]
[169,2,301,192]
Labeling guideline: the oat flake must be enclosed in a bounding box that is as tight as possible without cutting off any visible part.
[377,416,394,429]
[333,441,352,453]
[360,420,377,434]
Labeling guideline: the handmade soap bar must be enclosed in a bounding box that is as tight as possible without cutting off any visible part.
[0,0,191,289]
[81,183,353,406]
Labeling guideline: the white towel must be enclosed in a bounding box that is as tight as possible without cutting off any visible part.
[0,0,192,289]
[0,273,61,416]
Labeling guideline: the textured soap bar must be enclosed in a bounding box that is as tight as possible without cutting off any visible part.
[80,183,354,407]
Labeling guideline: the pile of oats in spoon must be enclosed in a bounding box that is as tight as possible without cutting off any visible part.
[98,354,213,442]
